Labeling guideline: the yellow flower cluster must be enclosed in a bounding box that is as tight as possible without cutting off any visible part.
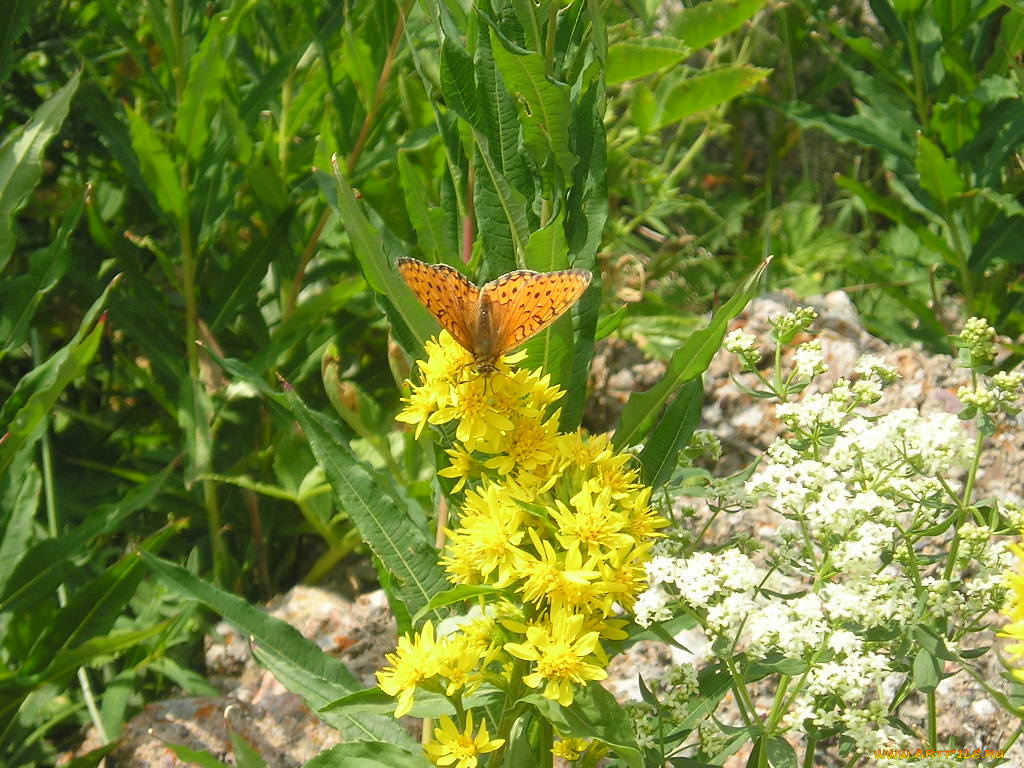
[379,333,664,764]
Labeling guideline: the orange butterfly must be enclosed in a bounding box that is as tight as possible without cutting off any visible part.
[397,257,591,374]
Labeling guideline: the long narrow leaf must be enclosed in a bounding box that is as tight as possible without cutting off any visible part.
[141,552,413,744]
[613,258,769,449]
[0,70,80,271]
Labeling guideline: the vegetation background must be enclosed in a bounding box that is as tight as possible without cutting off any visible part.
[0,0,1021,764]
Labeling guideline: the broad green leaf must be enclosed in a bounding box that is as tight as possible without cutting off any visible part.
[652,66,770,131]
[475,31,532,201]
[671,0,766,50]
[606,38,688,85]
[473,136,530,271]
[916,133,964,204]
[213,355,449,619]
[440,37,482,128]
[141,552,413,744]
[490,30,575,178]
[613,258,769,449]
[175,15,230,163]
[126,104,185,220]
[525,683,643,768]
[565,79,607,267]
[0,187,82,358]
[524,211,570,273]
[638,377,703,488]
[302,742,431,768]
[764,735,799,768]
[0,70,80,272]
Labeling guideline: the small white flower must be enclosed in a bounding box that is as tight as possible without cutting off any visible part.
[793,339,828,378]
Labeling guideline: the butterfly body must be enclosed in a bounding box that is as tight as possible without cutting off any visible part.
[397,257,591,373]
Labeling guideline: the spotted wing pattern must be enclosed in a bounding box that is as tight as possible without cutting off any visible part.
[397,257,479,353]
[484,268,592,354]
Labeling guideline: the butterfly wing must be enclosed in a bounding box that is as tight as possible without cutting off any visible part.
[484,268,592,355]
[397,258,479,353]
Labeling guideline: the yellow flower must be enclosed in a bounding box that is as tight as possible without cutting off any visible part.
[504,610,608,706]
[515,530,603,611]
[554,486,635,558]
[375,621,441,717]
[442,483,528,586]
[424,711,504,768]
[438,444,482,492]
[552,737,590,760]
[484,411,559,476]
[437,633,484,697]
[433,375,513,449]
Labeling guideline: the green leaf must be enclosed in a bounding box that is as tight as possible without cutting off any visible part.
[915,133,964,204]
[671,0,767,50]
[652,66,770,131]
[525,683,643,768]
[0,462,174,614]
[141,552,413,743]
[397,152,455,265]
[472,135,531,269]
[302,742,431,768]
[911,647,941,692]
[489,30,575,179]
[0,70,80,272]
[0,311,105,473]
[175,15,230,163]
[229,731,269,768]
[209,207,295,332]
[0,448,39,588]
[126,104,185,220]
[606,38,689,85]
[520,213,579,389]
[161,742,231,768]
[614,258,769,449]
[413,584,510,623]
[440,37,482,128]
[0,0,35,88]
[0,187,82,358]
[475,33,533,201]
[325,160,431,360]
[638,377,703,488]
[214,355,449,620]
[764,735,798,768]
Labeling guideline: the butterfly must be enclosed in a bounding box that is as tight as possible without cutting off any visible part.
[397,257,592,374]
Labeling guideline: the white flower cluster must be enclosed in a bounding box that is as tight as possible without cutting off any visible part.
[636,348,1015,760]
